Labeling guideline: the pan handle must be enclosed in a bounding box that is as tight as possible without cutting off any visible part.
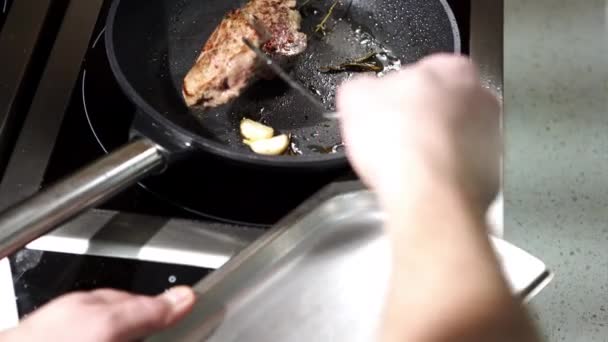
[0,138,165,259]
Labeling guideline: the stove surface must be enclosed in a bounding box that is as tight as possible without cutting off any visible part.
[11,249,213,317]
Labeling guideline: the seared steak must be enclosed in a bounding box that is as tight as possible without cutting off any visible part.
[182,0,307,108]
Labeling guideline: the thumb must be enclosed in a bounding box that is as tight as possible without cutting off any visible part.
[109,286,196,341]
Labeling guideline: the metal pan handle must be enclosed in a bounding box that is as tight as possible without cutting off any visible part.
[0,138,165,259]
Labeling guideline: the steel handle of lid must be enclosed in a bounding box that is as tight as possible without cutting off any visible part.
[0,138,165,259]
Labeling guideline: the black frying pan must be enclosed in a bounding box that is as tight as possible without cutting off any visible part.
[0,0,459,257]
[108,0,459,165]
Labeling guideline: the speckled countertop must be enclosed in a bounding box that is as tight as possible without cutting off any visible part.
[504,0,607,340]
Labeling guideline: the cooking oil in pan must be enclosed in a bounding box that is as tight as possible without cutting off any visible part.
[353,28,402,76]
[308,143,345,154]
[288,140,303,155]
[376,52,402,76]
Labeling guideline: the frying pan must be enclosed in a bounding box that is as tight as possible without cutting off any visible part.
[0,0,460,257]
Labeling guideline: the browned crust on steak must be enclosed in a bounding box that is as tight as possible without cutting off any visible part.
[182,0,307,108]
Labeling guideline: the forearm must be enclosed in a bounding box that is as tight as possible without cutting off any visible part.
[379,181,539,342]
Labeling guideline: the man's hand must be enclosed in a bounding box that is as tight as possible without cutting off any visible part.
[338,53,501,216]
[0,286,196,342]
[337,54,539,342]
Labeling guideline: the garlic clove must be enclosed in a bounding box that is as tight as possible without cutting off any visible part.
[248,134,290,156]
[240,118,274,142]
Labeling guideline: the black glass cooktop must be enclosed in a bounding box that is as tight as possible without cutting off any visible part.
[10,249,212,318]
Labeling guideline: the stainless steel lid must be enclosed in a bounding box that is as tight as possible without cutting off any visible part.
[148,184,552,342]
